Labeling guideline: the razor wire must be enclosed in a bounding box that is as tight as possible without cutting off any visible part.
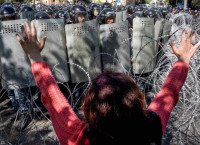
[0,12,200,145]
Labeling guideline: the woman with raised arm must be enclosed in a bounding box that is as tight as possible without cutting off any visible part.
[16,22,200,145]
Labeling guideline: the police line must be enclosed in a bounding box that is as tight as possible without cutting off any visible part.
[0,17,176,88]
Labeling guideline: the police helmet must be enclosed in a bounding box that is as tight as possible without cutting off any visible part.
[121,5,126,11]
[70,5,87,23]
[1,2,13,8]
[135,6,144,15]
[90,4,100,17]
[63,6,71,12]
[144,9,156,18]
[88,3,97,9]
[20,6,34,12]
[126,5,135,15]
[55,10,65,18]
[0,6,17,21]
[177,4,184,11]
[36,3,43,11]
[99,8,116,24]
[77,1,86,8]
[161,8,168,15]
[34,11,50,19]
[102,2,112,10]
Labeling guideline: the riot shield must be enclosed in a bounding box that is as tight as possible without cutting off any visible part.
[0,19,34,89]
[115,11,123,23]
[132,18,155,74]
[154,20,165,66]
[100,20,131,73]
[32,18,70,83]
[65,19,101,83]
[122,10,127,21]
[154,20,164,51]
[162,20,172,44]
[20,11,37,21]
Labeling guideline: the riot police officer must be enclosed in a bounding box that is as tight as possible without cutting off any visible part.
[77,1,86,8]
[101,2,112,10]
[54,9,71,24]
[0,6,31,130]
[88,4,100,20]
[99,8,116,24]
[45,7,54,18]
[70,5,88,23]
[126,4,135,16]
[161,7,169,19]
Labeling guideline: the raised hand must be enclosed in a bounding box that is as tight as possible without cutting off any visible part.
[16,22,47,64]
[170,29,200,64]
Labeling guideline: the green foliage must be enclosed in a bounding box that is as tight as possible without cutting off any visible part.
[163,0,169,6]
[81,0,91,4]
[145,0,152,4]
[96,0,103,4]
[193,1,200,6]
[0,0,6,4]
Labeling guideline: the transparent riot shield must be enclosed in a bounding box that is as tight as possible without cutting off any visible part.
[20,11,37,21]
[154,20,164,51]
[132,18,155,74]
[115,11,123,23]
[32,18,70,83]
[65,19,101,83]
[0,19,34,89]
[100,20,131,73]
[162,20,172,44]
[122,10,127,21]
[154,20,164,66]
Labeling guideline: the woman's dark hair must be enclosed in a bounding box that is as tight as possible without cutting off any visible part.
[82,71,150,143]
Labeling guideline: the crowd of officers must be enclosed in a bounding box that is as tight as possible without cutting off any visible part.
[0,1,200,130]
[0,1,199,26]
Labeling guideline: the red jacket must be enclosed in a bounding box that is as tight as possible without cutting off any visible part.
[32,61,189,145]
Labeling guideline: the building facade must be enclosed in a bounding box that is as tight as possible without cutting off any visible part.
[91,0,135,6]
[32,0,64,5]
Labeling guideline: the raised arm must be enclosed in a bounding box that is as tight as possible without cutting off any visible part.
[148,29,200,135]
[16,22,87,145]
